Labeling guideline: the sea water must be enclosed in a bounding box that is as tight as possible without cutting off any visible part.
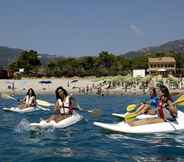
[0,95,184,162]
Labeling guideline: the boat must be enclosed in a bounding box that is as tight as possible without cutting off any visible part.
[3,107,37,113]
[94,110,184,134]
[3,106,49,113]
[112,112,157,120]
[30,111,83,129]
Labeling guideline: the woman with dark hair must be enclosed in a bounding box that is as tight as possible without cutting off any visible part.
[157,85,177,121]
[46,86,73,123]
[19,88,37,109]
[128,85,177,126]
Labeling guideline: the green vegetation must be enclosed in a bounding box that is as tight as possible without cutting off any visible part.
[7,49,184,77]
[0,39,182,77]
[9,50,41,74]
[44,51,132,77]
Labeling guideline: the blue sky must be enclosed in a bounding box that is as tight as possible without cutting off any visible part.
[0,0,184,57]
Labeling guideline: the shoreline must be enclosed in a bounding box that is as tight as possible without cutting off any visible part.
[0,77,183,97]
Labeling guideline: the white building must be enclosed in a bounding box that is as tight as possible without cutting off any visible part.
[148,57,176,76]
[133,69,146,78]
[19,68,24,73]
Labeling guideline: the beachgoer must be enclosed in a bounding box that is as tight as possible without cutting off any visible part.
[135,87,159,115]
[12,82,15,96]
[19,88,37,109]
[46,86,74,123]
[128,85,177,126]
[157,85,177,121]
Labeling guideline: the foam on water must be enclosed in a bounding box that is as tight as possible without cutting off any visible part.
[15,118,55,135]
[1,95,184,162]
[15,118,31,133]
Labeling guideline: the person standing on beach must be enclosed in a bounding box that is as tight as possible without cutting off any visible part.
[19,88,37,109]
[46,86,74,123]
[67,80,70,88]
[97,86,102,95]
[12,82,15,96]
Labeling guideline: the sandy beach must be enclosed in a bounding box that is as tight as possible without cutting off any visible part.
[0,77,94,95]
[0,77,183,96]
[0,77,144,96]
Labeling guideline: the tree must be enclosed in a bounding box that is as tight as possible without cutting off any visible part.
[9,50,41,74]
[78,56,96,76]
[96,51,116,68]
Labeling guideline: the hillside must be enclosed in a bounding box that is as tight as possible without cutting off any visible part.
[1,39,184,68]
[123,39,184,58]
[0,47,57,67]
[0,47,23,67]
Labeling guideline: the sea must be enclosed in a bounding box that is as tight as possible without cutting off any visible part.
[0,95,184,162]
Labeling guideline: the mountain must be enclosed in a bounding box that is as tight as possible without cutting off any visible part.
[1,39,184,67]
[0,47,23,67]
[0,47,57,67]
[122,39,184,58]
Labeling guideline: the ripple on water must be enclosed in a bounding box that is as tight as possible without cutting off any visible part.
[1,95,184,162]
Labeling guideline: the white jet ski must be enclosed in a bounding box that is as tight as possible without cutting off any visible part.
[94,111,184,134]
[3,106,49,113]
[3,107,37,113]
[112,112,157,120]
[30,111,83,129]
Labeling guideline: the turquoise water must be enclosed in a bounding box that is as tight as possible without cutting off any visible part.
[0,95,184,162]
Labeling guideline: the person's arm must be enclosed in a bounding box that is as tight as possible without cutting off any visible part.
[30,96,37,107]
[168,100,177,117]
[22,96,27,102]
[19,96,26,105]
[54,100,62,113]
[156,101,165,120]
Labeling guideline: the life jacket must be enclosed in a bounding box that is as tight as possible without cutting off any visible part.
[158,96,173,119]
[150,96,159,109]
[58,96,73,115]
[25,95,35,106]
[158,99,164,119]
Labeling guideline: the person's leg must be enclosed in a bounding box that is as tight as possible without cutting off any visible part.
[128,118,164,126]
[19,103,26,109]
[136,104,151,115]
[54,114,71,123]
[163,109,175,121]
[47,114,58,122]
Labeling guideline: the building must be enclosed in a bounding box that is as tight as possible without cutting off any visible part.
[148,57,176,76]
[133,69,146,78]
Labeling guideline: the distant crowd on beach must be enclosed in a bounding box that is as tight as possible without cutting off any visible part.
[71,76,184,96]
[1,75,184,97]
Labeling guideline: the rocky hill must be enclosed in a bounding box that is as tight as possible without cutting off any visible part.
[123,39,184,58]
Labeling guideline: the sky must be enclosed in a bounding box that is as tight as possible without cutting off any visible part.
[0,0,184,57]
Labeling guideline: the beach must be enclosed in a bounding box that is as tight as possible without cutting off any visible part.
[0,77,146,96]
[0,77,96,95]
[0,77,183,96]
